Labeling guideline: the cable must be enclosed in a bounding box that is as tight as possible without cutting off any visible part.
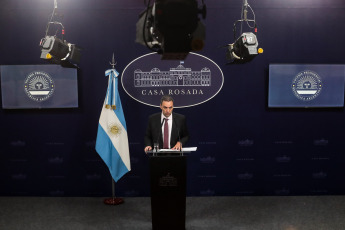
[246,4,256,29]
[44,6,57,37]
[240,0,245,35]
[233,0,257,39]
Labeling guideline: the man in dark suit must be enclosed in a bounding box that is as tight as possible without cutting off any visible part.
[144,95,189,153]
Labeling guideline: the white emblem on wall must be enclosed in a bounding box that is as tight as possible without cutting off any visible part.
[292,70,322,101]
[24,71,54,102]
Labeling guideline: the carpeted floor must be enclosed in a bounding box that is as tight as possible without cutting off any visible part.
[1,196,345,230]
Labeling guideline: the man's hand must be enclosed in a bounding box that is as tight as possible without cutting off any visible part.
[172,142,182,151]
[144,146,152,153]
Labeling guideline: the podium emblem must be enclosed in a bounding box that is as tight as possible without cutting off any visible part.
[159,173,178,187]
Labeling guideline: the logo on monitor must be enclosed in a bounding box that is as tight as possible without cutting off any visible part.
[24,71,54,102]
[292,70,322,101]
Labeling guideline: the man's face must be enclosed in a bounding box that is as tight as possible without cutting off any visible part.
[160,100,174,117]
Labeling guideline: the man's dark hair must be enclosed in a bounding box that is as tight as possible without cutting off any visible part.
[160,95,174,105]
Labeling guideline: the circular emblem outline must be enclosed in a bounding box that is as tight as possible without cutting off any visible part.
[24,71,55,102]
[292,70,322,101]
[121,52,224,108]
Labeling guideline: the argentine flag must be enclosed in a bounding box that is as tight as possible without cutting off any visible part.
[95,69,131,182]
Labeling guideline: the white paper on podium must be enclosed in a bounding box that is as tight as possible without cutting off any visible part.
[158,147,197,152]
[182,147,197,151]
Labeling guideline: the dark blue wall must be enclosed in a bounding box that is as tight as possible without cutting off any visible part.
[1,0,345,197]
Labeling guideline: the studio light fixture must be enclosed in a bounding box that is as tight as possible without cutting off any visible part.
[136,0,206,60]
[225,0,263,64]
[39,0,81,67]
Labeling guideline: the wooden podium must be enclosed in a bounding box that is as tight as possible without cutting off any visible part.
[149,152,187,230]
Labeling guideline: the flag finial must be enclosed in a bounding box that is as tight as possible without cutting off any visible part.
[110,53,117,69]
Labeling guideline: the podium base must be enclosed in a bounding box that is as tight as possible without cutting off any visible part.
[103,197,124,205]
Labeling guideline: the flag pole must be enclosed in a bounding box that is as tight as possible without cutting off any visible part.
[104,178,124,205]
[103,53,124,206]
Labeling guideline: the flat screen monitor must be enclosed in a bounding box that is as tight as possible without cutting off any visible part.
[268,64,345,108]
[1,65,78,109]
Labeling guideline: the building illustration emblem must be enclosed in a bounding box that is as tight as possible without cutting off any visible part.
[159,173,178,187]
[134,62,211,87]
[24,71,54,102]
[121,52,224,108]
[292,70,322,101]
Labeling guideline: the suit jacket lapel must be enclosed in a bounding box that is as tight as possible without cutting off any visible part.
[170,113,177,147]
[156,114,163,147]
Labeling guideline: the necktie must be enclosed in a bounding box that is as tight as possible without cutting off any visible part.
[163,118,169,149]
